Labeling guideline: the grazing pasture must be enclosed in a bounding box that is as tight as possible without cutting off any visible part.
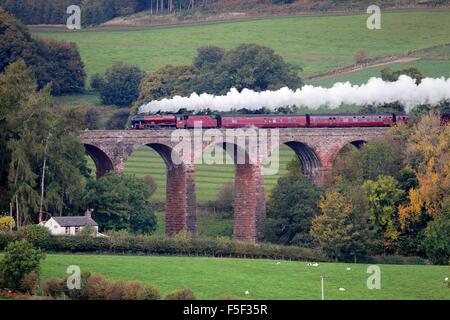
[33,11,450,79]
[7,253,447,300]
[311,59,450,87]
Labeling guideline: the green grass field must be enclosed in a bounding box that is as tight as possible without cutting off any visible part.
[33,11,450,79]
[311,59,450,87]
[52,91,102,107]
[120,144,296,203]
[6,253,447,300]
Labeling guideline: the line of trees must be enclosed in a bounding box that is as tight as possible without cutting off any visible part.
[0,9,86,95]
[2,0,445,26]
[0,0,225,26]
[82,0,227,23]
[0,0,82,25]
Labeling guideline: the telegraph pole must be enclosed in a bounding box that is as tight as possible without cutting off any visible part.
[321,276,325,301]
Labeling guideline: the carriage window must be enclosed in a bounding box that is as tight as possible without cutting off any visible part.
[353,117,358,122]
[362,117,367,122]
[343,117,349,123]
[232,118,237,124]
[370,117,375,122]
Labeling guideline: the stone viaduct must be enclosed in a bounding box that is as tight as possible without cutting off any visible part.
[80,127,389,243]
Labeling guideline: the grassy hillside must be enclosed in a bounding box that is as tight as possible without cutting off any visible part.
[311,59,450,87]
[15,253,450,300]
[33,10,450,79]
[122,144,296,203]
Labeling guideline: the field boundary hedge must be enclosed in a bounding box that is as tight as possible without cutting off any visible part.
[0,233,328,262]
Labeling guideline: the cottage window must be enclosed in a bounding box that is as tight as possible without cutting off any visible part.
[65,227,70,234]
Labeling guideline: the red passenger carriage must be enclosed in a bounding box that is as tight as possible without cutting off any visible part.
[219,115,307,128]
[308,114,396,127]
[128,113,415,130]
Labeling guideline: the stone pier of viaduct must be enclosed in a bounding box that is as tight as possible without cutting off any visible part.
[81,127,389,243]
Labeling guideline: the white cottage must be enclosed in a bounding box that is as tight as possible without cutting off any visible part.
[43,211,98,236]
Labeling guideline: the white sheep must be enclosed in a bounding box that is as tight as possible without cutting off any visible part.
[306,262,319,267]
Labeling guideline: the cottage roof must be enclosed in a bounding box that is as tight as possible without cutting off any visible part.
[52,216,98,227]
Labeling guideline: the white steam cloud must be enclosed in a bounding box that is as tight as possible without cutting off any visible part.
[138,76,450,114]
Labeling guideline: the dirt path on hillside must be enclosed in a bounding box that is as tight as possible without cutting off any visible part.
[307,56,421,82]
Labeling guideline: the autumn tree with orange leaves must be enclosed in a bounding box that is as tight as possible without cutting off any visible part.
[398,113,450,229]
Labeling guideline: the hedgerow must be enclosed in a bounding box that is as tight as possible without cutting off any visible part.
[0,232,327,262]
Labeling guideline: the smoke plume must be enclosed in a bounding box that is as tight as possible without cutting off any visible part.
[138,76,450,114]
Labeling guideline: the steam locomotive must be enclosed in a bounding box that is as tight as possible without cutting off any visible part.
[127,113,413,130]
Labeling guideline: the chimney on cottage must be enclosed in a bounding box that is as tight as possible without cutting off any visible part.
[85,209,92,219]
